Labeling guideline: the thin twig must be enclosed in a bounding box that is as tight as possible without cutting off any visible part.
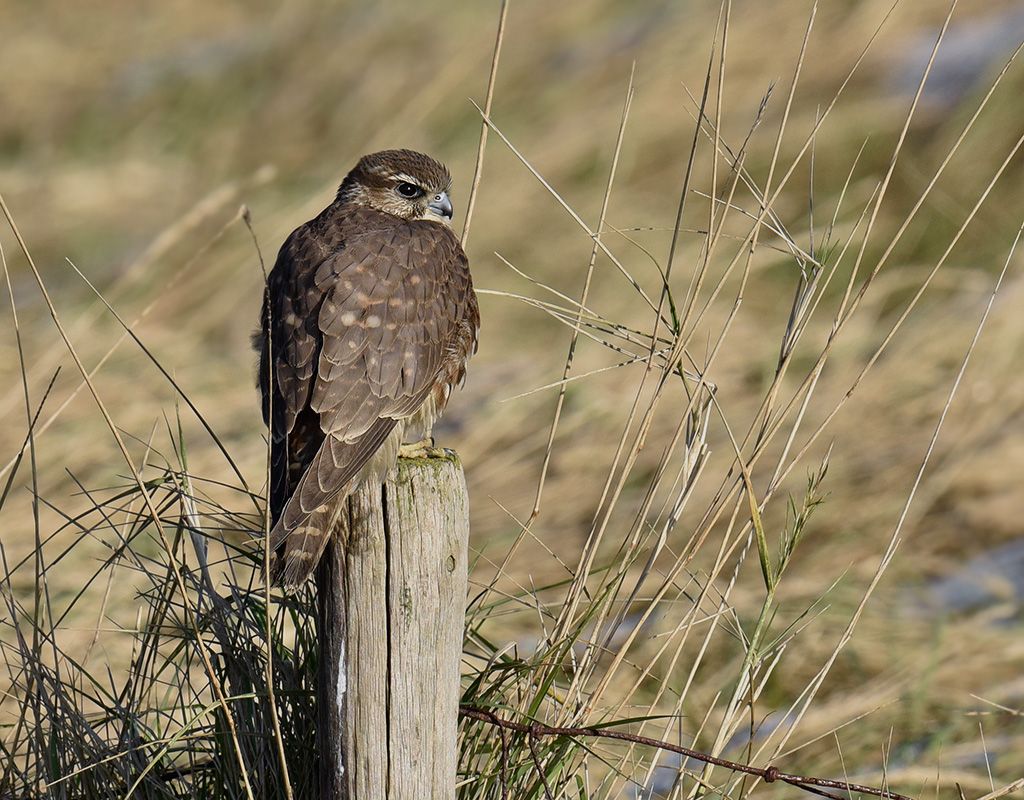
[497,719,510,800]
[527,724,555,800]
[460,706,913,800]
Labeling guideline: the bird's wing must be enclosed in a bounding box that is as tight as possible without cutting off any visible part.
[258,218,333,521]
[264,209,472,537]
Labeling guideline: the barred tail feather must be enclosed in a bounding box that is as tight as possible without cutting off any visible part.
[268,419,402,588]
[270,499,348,588]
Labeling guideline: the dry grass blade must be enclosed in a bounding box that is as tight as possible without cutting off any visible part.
[471,101,666,321]
[974,780,1024,800]
[461,0,510,249]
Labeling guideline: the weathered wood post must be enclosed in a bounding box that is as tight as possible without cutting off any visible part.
[316,451,469,799]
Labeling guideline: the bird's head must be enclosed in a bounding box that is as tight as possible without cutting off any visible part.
[337,149,454,225]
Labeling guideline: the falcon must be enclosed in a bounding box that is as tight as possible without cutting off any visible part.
[255,149,479,587]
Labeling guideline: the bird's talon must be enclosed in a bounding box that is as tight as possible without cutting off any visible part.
[399,438,442,459]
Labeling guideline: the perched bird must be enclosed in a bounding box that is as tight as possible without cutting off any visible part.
[255,149,479,587]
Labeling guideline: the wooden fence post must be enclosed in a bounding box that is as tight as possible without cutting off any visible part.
[316,452,469,800]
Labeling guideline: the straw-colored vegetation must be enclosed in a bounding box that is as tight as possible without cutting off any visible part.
[1,0,1022,797]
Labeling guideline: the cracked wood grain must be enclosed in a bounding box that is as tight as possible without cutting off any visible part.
[317,452,469,800]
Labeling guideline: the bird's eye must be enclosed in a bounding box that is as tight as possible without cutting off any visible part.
[396,182,423,199]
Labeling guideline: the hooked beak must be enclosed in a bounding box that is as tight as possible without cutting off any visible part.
[428,191,453,220]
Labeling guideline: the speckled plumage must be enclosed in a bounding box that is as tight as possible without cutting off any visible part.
[256,150,478,586]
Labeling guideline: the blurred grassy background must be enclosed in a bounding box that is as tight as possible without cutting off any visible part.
[1,0,1023,794]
